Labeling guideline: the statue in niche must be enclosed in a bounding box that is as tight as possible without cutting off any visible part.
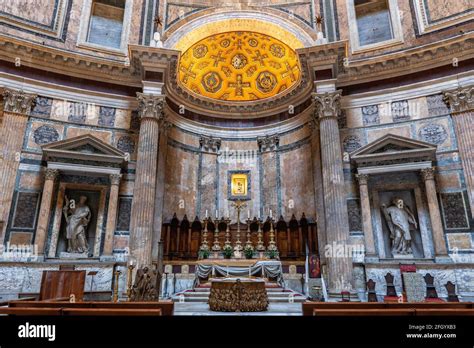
[381,197,417,256]
[63,195,91,254]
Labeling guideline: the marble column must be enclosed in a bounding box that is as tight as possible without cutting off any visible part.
[198,136,221,218]
[309,122,327,264]
[103,174,122,256]
[421,168,448,257]
[355,174,376,258]
[0,88,36,244]
[443,86,474,217]
[257,135,280,217]
[129,93,165,268]
[35,168,59,256]
[313,90,353,294]
[152,120,172,262]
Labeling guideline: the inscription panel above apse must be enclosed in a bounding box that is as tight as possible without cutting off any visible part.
[178,31,301,102]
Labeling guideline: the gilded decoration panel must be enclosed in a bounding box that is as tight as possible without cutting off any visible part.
[178,31,301,102]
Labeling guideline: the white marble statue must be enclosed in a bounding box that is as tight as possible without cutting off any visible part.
[63,195,91,254]
[150,31,163,48]
[381,197,417,256]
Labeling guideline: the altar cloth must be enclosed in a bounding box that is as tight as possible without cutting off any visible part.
[194,260,284,287]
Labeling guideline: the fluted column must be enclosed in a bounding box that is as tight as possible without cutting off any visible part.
[35,168,59,256]
[444,86,474,217]
[103,174,122,256]
[421,168,448,257]
[129,93,165,268]
[152,120,172,262]
[355,174,376,258]
[313,90,353,294]
[0,88,36,243]
[198,135,221,217]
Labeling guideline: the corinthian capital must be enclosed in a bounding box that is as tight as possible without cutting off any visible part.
[443,86,473,113]
[2,88,37,115]
[44,168,59,181]
[200,135,221,153]
[420,168,435,181]
[257,134,279,152]
[137,93,165,121]
[312,90,342,121]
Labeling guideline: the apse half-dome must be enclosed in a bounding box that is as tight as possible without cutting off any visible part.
[178,31,301,102]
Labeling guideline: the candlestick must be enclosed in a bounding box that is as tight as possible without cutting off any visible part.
[256,219,265,252]
[245,218,252,248]
[200,218,209,251]
[212,218,221,252]
[267,217,277,251]
[113,270,121,303]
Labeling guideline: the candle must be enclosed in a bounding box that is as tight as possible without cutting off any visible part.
[215,210,218,219]
[269,209,272,218]
[247,209,250,220]
[205,209,208,218]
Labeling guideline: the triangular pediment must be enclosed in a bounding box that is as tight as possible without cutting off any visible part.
[351,134,436,167]
[42,134,125,164]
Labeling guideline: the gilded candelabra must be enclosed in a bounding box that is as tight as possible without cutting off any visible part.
[245,218,253,248]
[200,217,209,251]
[212,218,221,251]
[126,259,136,300]
[113,270,121,302]
[267,218,277,251]
[223,217,232,248]
[231,200,247,251]
[256,219,265,252]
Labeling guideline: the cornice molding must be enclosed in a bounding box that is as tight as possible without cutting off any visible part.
[0,35,140,87]
[338,33,474,86]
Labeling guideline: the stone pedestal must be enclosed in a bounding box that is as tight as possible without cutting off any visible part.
[421,168,448,258]
[444,86,474,217]
[103,174,122,256]
[129,93,165,268]
[313,91,353,294]
[0,88,36,243]
[35,168,59,255]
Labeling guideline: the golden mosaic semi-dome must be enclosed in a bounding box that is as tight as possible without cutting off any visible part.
[178,31,301,102]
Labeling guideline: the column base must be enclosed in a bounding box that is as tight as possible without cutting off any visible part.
[434,255,453,264]
[99,255,116,262]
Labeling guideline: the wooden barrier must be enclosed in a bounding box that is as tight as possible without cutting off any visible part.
[0,308,62,316]
[303,301,474,316]
[62,308,162,316]
[313,308,415,316]
[4,300,174,316]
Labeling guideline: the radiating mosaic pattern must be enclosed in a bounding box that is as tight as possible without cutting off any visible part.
[178,31,301,101]
[418,123,448,145]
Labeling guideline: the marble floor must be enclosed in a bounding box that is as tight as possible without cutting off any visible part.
[173,302,303,316]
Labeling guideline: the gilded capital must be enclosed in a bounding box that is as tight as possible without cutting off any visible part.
[110,174,122,185]
[44,168,59,181]
[420,168,435,181]
[443,86,473,113]
[136,93,165,121]
[312,90,342,121]
[2,88,37,115]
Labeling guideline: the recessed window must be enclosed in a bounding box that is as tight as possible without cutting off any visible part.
[355,0,393,46]
[87,0,126,49]
[347,0,403,52]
